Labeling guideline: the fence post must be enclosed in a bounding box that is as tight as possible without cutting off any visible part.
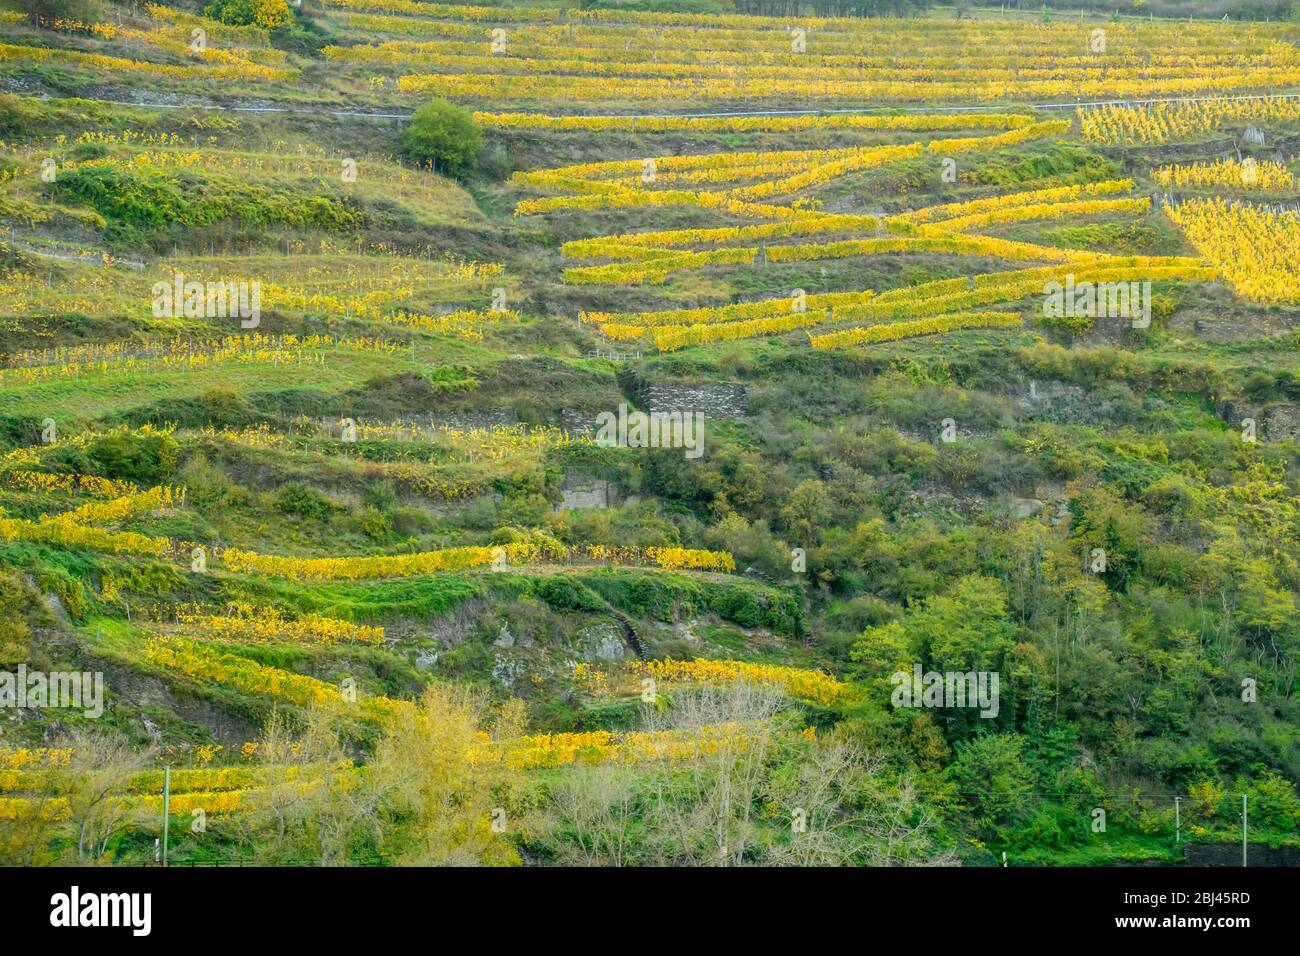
[1241,793,1248,868]
[1174,796,1181,845]
[162,765,171,867]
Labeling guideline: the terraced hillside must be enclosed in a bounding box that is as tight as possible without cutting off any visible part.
[1,0,1299,869]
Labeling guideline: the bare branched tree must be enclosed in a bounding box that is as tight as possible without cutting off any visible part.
[51,729,155,863]
[641,681,786,866]
[532,683,957,868]
[243,705,380,866]
[763,738,956,866]
[543,763,642,866]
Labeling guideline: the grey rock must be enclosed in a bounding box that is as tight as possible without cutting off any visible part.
[491,655,525,690]
[1265,405,1300,441]
[578,623,627,662]
[140,715,162,741]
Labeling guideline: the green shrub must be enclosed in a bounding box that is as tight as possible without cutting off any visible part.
[36,564,89,622]
[578,571,803,636]
[359,506,393,541]
[583,572,687,621]
[50,165,361,244]
[83,430,181,484]
[269,21,334,56]
[535,576,604,613]
[69,142,108,162]
[275,484,336,521]
[361,483,398,515]
[707,586,763,629]
[404,99,483,178]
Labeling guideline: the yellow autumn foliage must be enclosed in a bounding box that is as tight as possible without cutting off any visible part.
[1166,197,1300,305]
[178,602,385,646]
[575,658,849,706]
[809,312,1024,351]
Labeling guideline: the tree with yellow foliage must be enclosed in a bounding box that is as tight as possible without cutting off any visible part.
[203,0,292,30]
[366,686,525,866]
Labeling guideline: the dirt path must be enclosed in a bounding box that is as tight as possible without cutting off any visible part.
[10,86,1300,125]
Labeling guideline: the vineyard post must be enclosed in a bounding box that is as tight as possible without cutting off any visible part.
[162,765,171,867]
[1174,796,1180,845]
[1241,794,1247,867]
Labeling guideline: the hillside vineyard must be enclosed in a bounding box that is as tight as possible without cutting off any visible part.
[0,0,1296,897]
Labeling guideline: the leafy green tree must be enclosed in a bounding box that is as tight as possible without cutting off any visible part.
[779,479,832,546]
[851,619,911,673]
[856,573,1015,673]
[947,733,1034,829]
[1245,772,1300,832]
[404,99,483,178]
[921,575,1016,672]
[1067,483,1154,592]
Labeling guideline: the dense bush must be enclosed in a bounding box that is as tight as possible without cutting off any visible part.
[580,571,804,636]
[534,576,605,613]
[275,484,337,521]
[203,0,293,29]
[50,165,361,245]
[73,430,181,484]
[404,99,483,178]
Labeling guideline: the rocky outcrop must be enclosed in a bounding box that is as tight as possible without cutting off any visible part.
[1215,400,1300,442]
[555,472,638,511]
[577,623,627,662]
[637,381,748,420]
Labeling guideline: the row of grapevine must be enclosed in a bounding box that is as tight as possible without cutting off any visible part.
[808,311,1024,351]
